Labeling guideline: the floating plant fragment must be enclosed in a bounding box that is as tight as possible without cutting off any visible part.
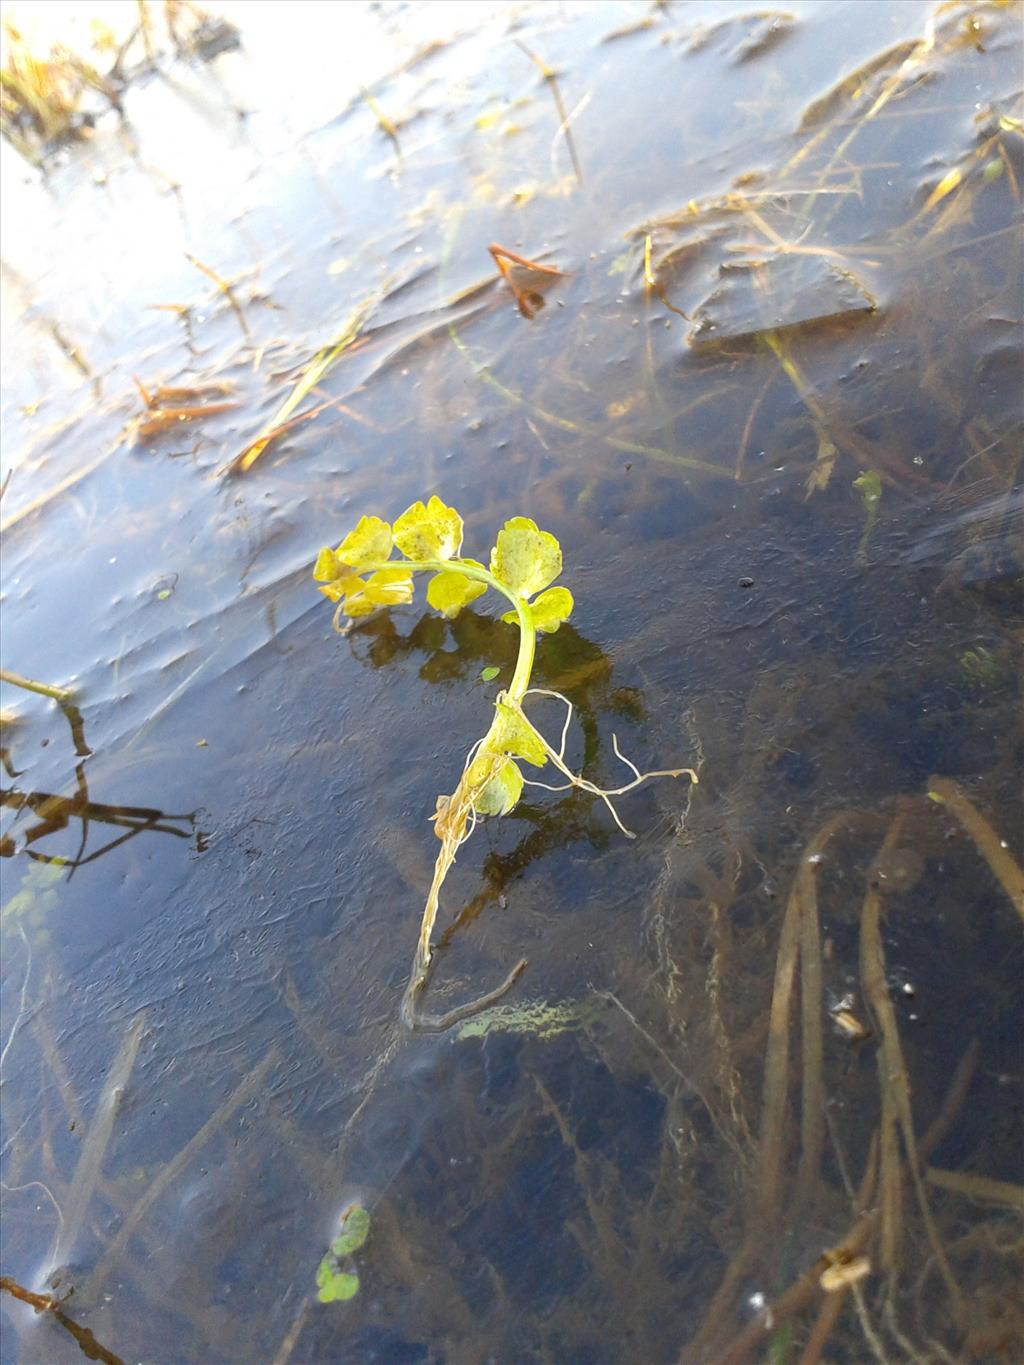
[853,469,882,561]
[315,1205,371,1304]
[311,498,697,1029]
[316,1264,359,1304]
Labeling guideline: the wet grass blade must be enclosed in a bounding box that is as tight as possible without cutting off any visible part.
[860,816,962,1309]
[228,300,372,474]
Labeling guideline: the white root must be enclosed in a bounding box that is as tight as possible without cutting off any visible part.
[402,685,699,1029]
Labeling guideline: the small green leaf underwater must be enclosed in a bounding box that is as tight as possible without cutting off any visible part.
[314,1204,370,1304]
[316,1261,360,1303]
[332,1204,371,1256]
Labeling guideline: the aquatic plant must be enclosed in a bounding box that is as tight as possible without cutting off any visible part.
[315,1204,370,1305]
[314,496,697,1029]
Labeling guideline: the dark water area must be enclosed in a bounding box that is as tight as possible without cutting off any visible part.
[1,1,1022,1361]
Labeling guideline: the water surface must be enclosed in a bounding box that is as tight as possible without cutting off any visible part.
[2,2,1022,1361]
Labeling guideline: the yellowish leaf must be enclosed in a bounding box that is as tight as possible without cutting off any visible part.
[469,755,524,815]
[318,574,364,604]
[427,564,487,618]
[494,700,548,767]
[491,517,562,599]
[362,568,414,607]
[338,568,413,617]
[393,496,463,561]
[528,586,573,634]
[923,167,962,213]
[314,546,342,581]
[340,593,379,617]
[336,515,393,569]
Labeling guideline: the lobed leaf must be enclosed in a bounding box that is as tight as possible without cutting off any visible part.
[502,585,573,634]
[331,1205,371,1257]
[393,496,463,562]
[341,567,414,616]
[318,571,365,604]
[316,1260,360,1303]
[469,755,524,815]
[427,562,487,618]
[494,700,548,767]
[313,546,342,581]
[336,515,393,569]
[490,516,562,599]
[365,567,414,604]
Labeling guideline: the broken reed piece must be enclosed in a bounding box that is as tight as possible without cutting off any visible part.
[488,242,568,318]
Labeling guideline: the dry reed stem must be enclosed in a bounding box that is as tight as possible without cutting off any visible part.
[686,811,853,1361]
[82,1048,277,1301]
[718,1033,979,1364]
[927,776,1024,921]
[859,815,962,1311]
[796,852,825,1217]
[47,1012,145,1279]
[925,1168,1024,1212]
[719,1136,880,1365]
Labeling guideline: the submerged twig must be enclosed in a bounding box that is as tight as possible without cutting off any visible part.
[514,39,583,184]
[0,1276,127,1365]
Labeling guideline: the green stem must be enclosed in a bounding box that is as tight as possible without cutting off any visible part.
[0,668,76,703]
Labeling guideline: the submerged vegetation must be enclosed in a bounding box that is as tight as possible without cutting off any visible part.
[314,497,696,1029]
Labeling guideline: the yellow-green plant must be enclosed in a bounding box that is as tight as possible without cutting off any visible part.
[314,497,697,1030]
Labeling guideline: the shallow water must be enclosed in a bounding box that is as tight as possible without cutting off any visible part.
[1,2,1022,1361]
